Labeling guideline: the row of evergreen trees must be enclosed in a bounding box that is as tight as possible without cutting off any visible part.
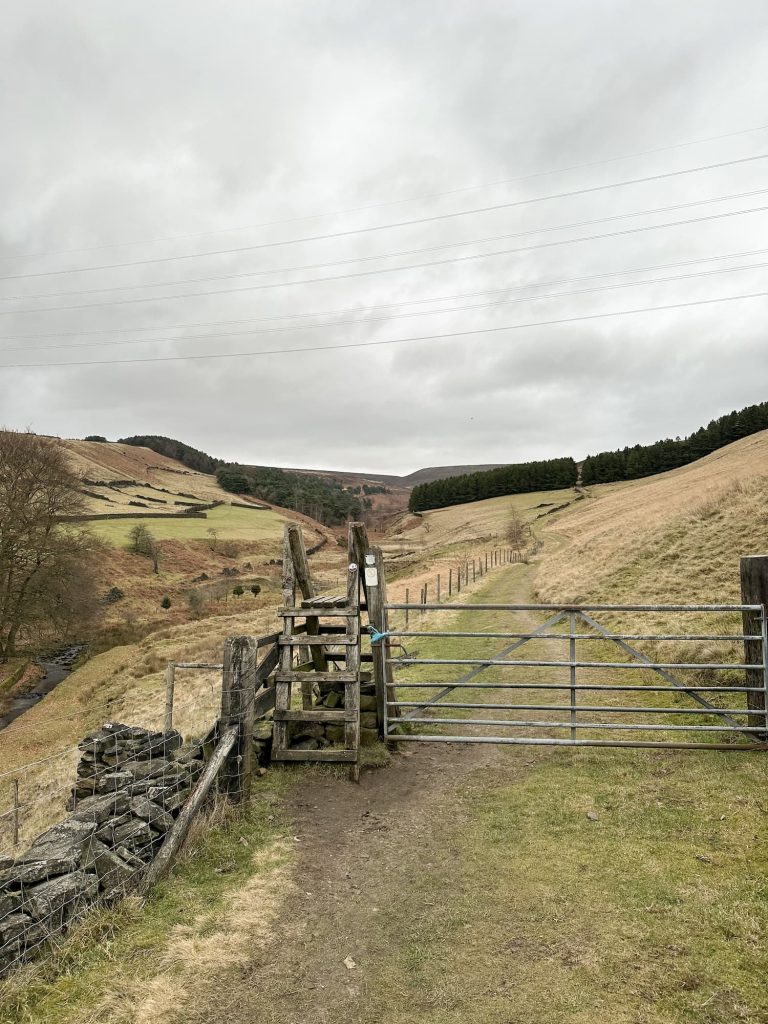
[217,465,362,524]
[409,457,578,512]
[581,400,768,484]
[120,435,221,474]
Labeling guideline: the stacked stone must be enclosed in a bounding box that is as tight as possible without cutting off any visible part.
[0,723,204,976]
[288,678,378,750]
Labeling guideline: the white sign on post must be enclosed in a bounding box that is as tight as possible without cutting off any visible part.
[365,566,379,587]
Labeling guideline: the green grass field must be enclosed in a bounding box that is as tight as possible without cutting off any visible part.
[87,505,286,545]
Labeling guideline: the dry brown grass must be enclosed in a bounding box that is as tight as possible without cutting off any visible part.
[535,430,768,606]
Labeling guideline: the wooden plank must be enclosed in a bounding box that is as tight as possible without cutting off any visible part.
[279,606,355,617]
[275,709,351,722]
[741,555,768,733]
[280,635,357,646]
[287,523,328,672]
[345,544,361,782]
[273,525,296,756]
[275,671,370,684]
[253,685,277,718]
[272,748,357,762]
[139,726,238,894]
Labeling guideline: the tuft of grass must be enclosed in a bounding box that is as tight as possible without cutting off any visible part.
[0,776,295,1024]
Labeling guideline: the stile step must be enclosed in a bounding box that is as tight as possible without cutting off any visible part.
[272,748,357,762]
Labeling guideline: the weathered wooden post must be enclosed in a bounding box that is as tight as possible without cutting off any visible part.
[11,780,19,847]
[448,568,453,596]
[472,560,476,583]
[740,555,768,735]
[364,544,398,736]
[485,551,488,572]
[436,573,441,602]
[405,587,410,627]
[457,567,461,593]
[286,523,328,681]
[220,635,258,802]
[164,662,176,734]
[423,581,428,611]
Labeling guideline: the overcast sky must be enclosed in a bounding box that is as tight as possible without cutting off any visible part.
[1,0,767,475]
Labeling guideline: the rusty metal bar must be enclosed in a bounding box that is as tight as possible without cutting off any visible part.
[386,735,767,751]
[395,718,768,733]
[385,603,761,613]
[389,701,755,715]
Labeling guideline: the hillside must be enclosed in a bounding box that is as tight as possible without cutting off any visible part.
[61,438,246,514]
[535,428,768,606]
[51,438,334,639]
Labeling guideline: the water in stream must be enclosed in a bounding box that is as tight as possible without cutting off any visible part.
[0,645,86,732]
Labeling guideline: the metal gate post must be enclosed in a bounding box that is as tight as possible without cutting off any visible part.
[740,555,768,735]
[569,611,577,743]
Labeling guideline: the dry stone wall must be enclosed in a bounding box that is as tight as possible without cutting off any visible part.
[0,723,205,976]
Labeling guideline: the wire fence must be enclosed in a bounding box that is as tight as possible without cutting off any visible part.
[399,541,541,627]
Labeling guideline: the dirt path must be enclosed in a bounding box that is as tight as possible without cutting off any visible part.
[177,561,554,1024]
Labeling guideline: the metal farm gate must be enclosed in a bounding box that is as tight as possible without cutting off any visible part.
[380,602,768,751]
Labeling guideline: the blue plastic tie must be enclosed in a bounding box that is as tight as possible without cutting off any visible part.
[369,628,389,643]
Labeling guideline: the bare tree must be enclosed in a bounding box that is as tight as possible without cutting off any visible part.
[506,511,530,557]
[206,526,219,552]
[0,430,100,661]
[128,523,160,574]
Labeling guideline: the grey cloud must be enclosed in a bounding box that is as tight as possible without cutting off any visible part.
[1,0,768,474]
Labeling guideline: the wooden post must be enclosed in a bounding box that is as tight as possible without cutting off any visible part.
[220,635,257,802]
[405,587,409,627]
[164,662,176,734]
[457,567,461,593]
[365,544,397,736]
[472,560,476,583]
[11,780,19,847]
[448,568,453,596]
[139,726,238,894]
[740,555,768,734]
[436,574,441,602]
[424,581,428,610]
[485,552,488,572]
[286,524,328,676]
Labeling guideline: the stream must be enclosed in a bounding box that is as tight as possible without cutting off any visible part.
[0,645,86,732]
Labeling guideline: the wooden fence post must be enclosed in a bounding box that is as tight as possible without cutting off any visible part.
[436,573,441,602]
[740,555,768,734]
[405,587,409,627]
[365,544,397,736]
[448,568,453,596]
[11,780,19,847]
[164,662,176,734]
[220,635,258,802]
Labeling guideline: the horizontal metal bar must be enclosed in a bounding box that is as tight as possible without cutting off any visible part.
[390,681,765,693]
[384,734,768,751]
[385,603,762,613]
[397,717,767,733]
[388,701,754,715]
[387,631,762,642]
[389,658,752,670]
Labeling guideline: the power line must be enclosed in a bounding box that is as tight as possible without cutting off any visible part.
[4,259,766,356]
[4,244,766,341]
[5,122,768,262]
[5,186,767,304]
[3,202,766,317]
[2,153,767,282]
[2,290,764,369]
